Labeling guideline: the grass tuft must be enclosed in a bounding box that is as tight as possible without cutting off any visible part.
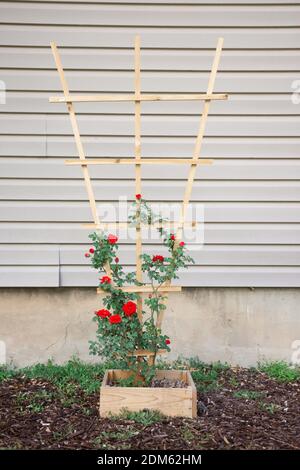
[110,408,165,425]
[259,361,300,383]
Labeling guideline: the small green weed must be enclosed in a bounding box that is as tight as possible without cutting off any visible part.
[233,390,264,400]
[259,361,300,383]
[110,408,165,425]
[259,402,281,414]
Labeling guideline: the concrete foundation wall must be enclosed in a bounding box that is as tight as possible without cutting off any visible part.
[0,288,299,367]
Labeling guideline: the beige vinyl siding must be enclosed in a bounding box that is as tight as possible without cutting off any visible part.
[0,0,299,287]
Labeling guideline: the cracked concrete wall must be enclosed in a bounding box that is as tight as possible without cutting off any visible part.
[0,287,299,367]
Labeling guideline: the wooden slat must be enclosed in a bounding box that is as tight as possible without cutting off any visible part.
[65,158,213,165]
[128,349,167,357]
[97,285,182,294]
[83,222,199,229]
[134,35,143,323]
[49,93,228,103]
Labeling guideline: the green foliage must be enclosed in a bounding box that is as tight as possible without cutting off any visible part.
[233,390,263,400]
[110,408,165,425]
[88,197,195,384]
[259,402,281,414]
[0,366,16,382]
[190,360,229,392]
[259,361,300,383]
[20,357,108,394]
[16,389,53,413]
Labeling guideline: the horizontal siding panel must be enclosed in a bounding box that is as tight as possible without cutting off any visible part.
[2,70,297,93]
[2,244,299,268]
[1,115,300,137]
[1,159,299,180]
[0,266,59,287]
[1,137,300,158]
[1,202,300,223]
[19,1,300,4]
[0,245,59,265]
[60,244,300,267]
[60,266,300,287]
[2,4,300,27]
[1,244,299,269]
[2,180,300,202]
[2,49,300,72]
[1,26,299,49]
[1,93,297,116]
[0,223,299,244]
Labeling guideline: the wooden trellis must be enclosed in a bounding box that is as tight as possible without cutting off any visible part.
[50,36,227,360]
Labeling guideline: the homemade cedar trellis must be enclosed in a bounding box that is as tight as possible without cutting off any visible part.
[49,36,228,363]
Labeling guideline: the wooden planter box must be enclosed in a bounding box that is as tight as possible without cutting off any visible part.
[100,369,197,418]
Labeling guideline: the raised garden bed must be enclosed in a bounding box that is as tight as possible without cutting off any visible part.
[100,369,197,418]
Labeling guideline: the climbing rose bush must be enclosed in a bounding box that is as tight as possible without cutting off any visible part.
[87,196,194,384]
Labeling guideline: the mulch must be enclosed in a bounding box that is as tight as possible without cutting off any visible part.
[0,367,299,450]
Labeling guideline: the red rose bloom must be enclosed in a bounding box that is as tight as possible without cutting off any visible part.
[89,247,95,254]
[135,194,142,200]
[95,309,111,318]
[84,253,90,258]
[170,234,176,241]
[122,301,137,316]
[115,257,119,263]
[152,255,164,263]
[179,241,185,247]
[100,275,111,284]
[108,234,118,245]
[165,339,171,345]
[109,314,122,324]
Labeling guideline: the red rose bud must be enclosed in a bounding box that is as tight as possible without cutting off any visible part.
[170,234,176,241]
[152,255,164,263]
[109,314,122,324]
[115,257,119,263]
[179,241,185,247]
[165,339,171,345]
[100,276,111,284]
[122,301,137,316]
[108,234,118,245]
[84,253,90,258]
[95,309,111,319]
[135,194,142,200]
[89,247,95,254]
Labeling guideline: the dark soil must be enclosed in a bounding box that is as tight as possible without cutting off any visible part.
[0,367,299,450]
[151,378,187,388]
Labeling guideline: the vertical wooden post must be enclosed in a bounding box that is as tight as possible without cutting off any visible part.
[134,36,143,323]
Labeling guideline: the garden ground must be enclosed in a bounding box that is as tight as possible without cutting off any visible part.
[0,359,299,450]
